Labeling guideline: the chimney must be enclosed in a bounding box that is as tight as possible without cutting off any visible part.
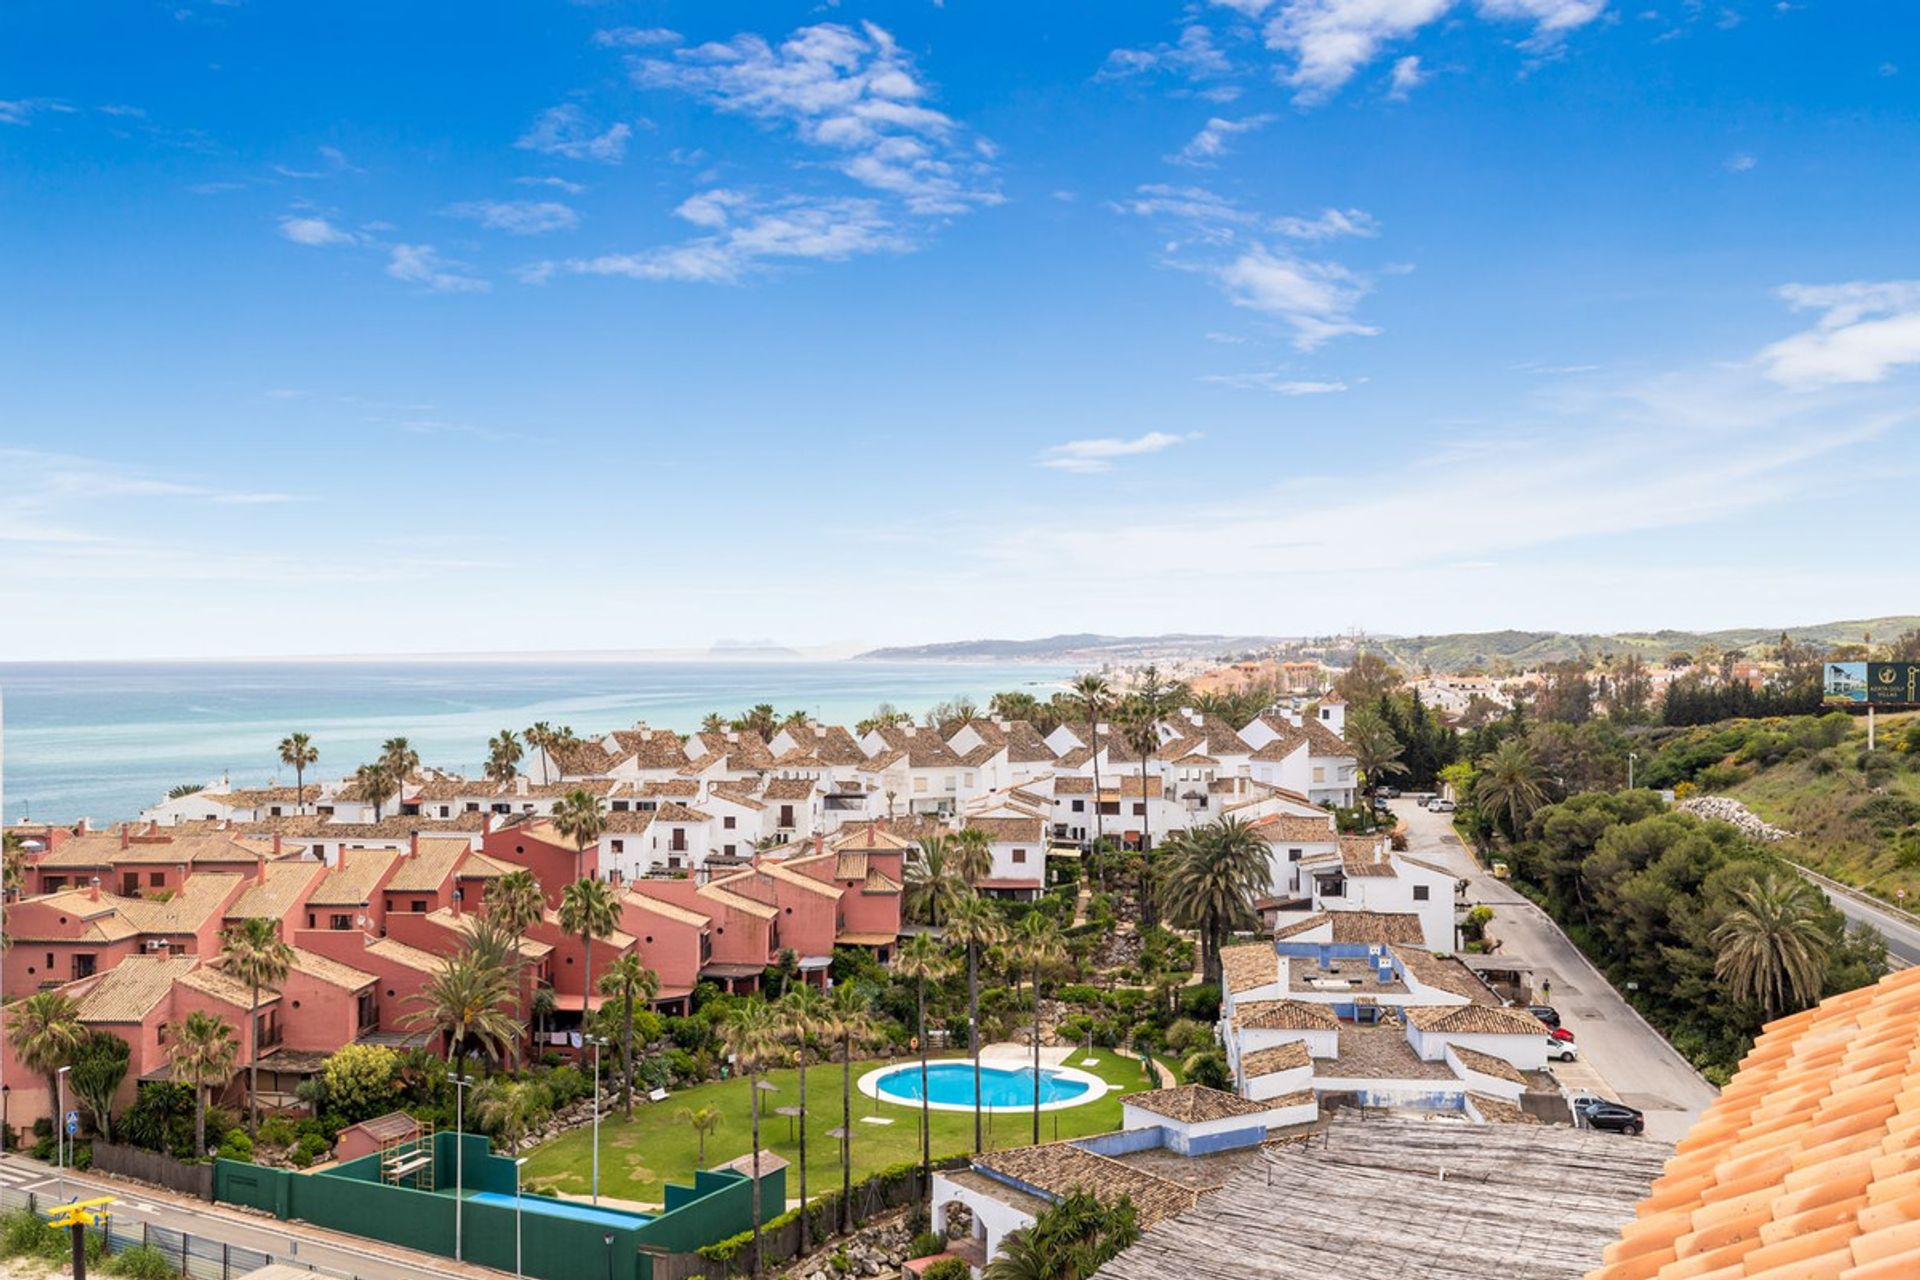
[120,824,131,850]
[482,812,494,836]
[147,819,161,835]
[87,876,100,902]
[272,833,283,858]
[813,833,825,857]
[77,817,91,835]
[452,887,463,918]
[257,858,269,885]
[409,830,420,858]
[515,776,529,797]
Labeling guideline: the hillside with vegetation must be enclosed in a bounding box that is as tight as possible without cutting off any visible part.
[1367,615,1920,673]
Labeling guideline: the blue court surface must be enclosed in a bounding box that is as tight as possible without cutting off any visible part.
[464,1190,655,1228]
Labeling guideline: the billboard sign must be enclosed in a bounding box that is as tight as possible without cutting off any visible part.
[1823,662,1920,706]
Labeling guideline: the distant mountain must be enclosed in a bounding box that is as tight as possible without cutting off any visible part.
[855,633,1290,663]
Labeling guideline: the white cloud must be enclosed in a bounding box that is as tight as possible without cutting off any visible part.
[634,21,999,215]
[592,26,680,47]
[1039,432,1199,474]
[516,105,631,163]
[531,191,906,285]
[0,98,75,125]
[1101,24,1236,84]
[1388,55,1427,98]
[386,244,490,293]
[515,175,587,194]
[1202,372,1350,393]
[1760,281,1920,388]
[278,215,356,246]
[446,199,579,235]
[1724,151,1756,172]
[1216,245,1379,348]
[1170,113,1275,166]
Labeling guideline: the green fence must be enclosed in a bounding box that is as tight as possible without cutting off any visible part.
[214,1132,783,1280]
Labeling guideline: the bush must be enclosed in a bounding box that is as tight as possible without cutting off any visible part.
[107,1244,182,1280]
[320,1045,401,1124]
[290,1133,329,1168]
[909,1231,947,1259]
[258,1116,297,1149]
[922,1260,971,1280]
[1162,1018,1207,1057]
[216,1131,254,1163]
[1176,984,1220,1024]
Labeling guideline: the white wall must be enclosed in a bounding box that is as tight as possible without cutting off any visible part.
[1408,1027,1547,1073]
[931,1172,1039,1266]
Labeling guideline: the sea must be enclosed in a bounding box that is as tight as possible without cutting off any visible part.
[0,659,1074,826]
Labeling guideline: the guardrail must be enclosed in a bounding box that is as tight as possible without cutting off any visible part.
[0,1185,357,1280]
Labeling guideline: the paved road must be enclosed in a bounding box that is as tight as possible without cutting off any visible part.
[0,1152,494,1280]
[1790,861,1920,967]
[1393,801,1720,1144]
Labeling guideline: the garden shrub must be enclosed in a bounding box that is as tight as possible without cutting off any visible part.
[921,1260,971,1280]
[107,1244,182,1280]
[216,1131,254,1163]
[909,1231,946,1259]
[258,1116,297,1148]
[290,1133,329,1168]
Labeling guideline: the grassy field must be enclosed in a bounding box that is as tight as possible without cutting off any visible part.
[518,1048,1158,1205]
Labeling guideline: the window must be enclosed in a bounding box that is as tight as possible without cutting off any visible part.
[1413,885,1430,902]
[411,899,427,912]
[611,839,624,853]
[1071,800,1085,813]
[724,844,736,856]
[671,829,687,852]
[1132,803,1145,816]
[723,816,736,830]
[1312,766,1326,783]
[330,913,353,930]
[149,871,165,887]
[1012,849,1027,864]
[357,992,377,1028]
[72,954,97,979]
[913,777,928,793]
[1288,848,1303,862]
[778,805,794,828]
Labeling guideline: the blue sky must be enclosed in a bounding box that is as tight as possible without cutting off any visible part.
[2,1,1916,660]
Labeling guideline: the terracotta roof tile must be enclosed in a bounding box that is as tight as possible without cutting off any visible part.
[1233,999,1339,1031]
[1240,1041,1312,1077]
[1220,942,1281,995]
[1124,1084,1276,1124]
[71,956,200,1022]
[1405,1004,1548,1037]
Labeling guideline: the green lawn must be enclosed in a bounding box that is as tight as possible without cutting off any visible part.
[518,1048,1157,1205]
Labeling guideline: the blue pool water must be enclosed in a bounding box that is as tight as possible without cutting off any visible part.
[465,1190,654,1229]
[876,1062,1091,1108]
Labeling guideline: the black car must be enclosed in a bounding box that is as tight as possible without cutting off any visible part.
[1574,1096,1646,1136]
[1529,1004,1561,1030]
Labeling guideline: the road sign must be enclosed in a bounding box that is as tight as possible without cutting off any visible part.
[65,1111,78,1136]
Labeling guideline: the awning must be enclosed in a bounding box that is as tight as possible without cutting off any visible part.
[797,955,834,971]
[835,931,896,947]
[357,1028,435,1049]
[549,992,609,1011]
[701,962,767,980]
[974,878,1043,891]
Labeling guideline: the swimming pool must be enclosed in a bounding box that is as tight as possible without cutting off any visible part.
[465,1190,654,1229]
[858,1060,1108,1113]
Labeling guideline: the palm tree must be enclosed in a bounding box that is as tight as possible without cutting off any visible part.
[406,948,522,1064]
[1070,674,1114,845]
[380,736,420,784]
[599,955,658,1117]
[9,992,83,1121]
[1010,913,1065,1144]
[950,827,993,890]
[1117,683,1169,852]
[489,869,547,943]
[551,788,608,852]
[676,1104,723,1166]
[1345,706,1408,793]
[777,985,829,1255]
[719,1001,781,1277]
[352,761,396,822]
[222,917,293,1137]
[277,732,318,814]
[945,892,1007,1154]
[1473,738,1551,839]
[171,1011,238,1156]
[525,721,557,784]
[893,934,951,1193]
[485,730,523,788]
[905,837,962,927]
[824,981,880,1234]
[1157,818,1270,990]
[1714,873,1832,1019]
[557,877,620,1052]
[476,1077,547,1151]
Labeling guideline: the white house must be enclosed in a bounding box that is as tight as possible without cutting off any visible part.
[1287,841,1459,952]
[960,811,1048,898]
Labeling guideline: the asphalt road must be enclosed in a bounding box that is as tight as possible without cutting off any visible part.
[1392,800,1720,1144]
[0,1152,492,1280]
[1789,860,1920,967]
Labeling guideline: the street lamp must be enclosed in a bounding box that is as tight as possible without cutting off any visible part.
[56,1066,71,1172]
[1628,751,1639,790]
[585,1036,608,1204]
[603,1232,615,1280]
[448,1071,474,1261]
[514,1156,529,1280]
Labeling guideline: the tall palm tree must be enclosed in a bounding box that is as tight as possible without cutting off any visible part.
[485,730,524,788]
[893,934,951,1193]
[1473,738,1550,839]
[489,869,547,942]
[599,954,658,1117]
[1010,913,1065,1144]
[699,712,728,735]
[945,892,1008,1154]
[1070,675,1114,845]
[380,736,421,784]
[824,981,880,1234]
[558,876,620,1053]
[353,760,397,822]
[777,985,829,1255]
[277,732,318,814]
[222,917,293,1137]
[525,721,557,784]
[1714,873,1832,1019]
[1345,707,1408,794]
[551,789,608,853]
[905,837,961,927]
[1157,818,1270,990]
[719,1000,781,1278]
[9,992,83,1121]
[406,948,522,1064]
[950,827,994,890]
[171,1011,238,1156]
[1117,691,1166,852]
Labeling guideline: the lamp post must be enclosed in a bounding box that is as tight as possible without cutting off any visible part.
[514,1156,528,1280]
[603,1232,614,1280]
[1628,751,1639,790]
[56,1065,71,1172]
[448,1071,474,1261]
[586,1036,607,1204]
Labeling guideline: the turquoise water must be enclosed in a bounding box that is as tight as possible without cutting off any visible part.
[464,1189,653,1227]
[875,1062,1091,1108]
[0,660,1071,824]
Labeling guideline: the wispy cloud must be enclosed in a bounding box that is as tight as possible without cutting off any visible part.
[273,145,362,179]
[1101,24,1238,98]
[528,190,904,285]
[515,175,586,194]
[1760,280,1920,388]
[1215,246,1379,348]
[633,21,1000,215]
[593,26,681,48]
[1724,151,1756,172]
[1169,113,1275,166]
[1202,372,1350,393]
[0,449,302,513]
[446,199,579,235]
[0,97,76,125]
[1387,55,1427,99]
[516,104,632,163]
[278,214,357,246]
[1039,431,1199,473]
[386,244,490,293]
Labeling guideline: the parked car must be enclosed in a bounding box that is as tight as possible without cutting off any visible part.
[1547,1035,1578,1063]
[1376,786,1400,799]
[1547,1025,1575,1043]
[1426,797,1457,813]
[1528,1005,1561,1029]
[1572,1095,1646,1136]
[1372,794,1393,811]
